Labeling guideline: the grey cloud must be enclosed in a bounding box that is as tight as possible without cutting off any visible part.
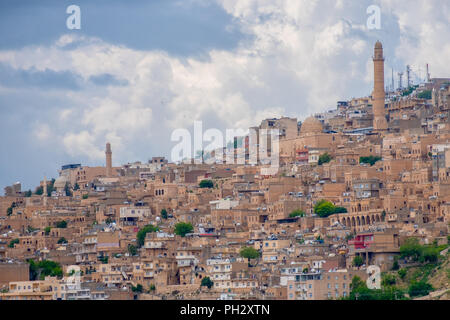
[89,73,129,87]
[0,63,82,90]
[0,0,246,58]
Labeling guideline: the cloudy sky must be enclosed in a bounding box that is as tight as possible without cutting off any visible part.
[0,0,449,191]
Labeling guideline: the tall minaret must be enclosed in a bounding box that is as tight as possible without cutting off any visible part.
[43,175,48,206]
[105,142,112,177]
[373,41,388,131]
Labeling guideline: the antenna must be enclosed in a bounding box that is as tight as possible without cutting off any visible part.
[391,68,394,92]
[398,72,403,90]
[406,65,411,87]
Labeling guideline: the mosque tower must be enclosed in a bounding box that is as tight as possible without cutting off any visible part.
[372,41,388,131]
[105,142,112,177]
[43,175,47,206]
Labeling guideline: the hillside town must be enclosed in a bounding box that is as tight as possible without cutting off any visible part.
[1,42,449,300]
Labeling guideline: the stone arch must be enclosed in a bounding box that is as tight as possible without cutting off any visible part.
[351,217,356,227]
[361,216,366,225]
[356,216,361,226]
[376,215,380,222]
[366,215,371,225]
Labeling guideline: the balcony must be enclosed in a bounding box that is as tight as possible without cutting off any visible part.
[348,239,373,251]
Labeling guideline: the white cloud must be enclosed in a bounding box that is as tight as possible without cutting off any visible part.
[33,123,51,142]
[63,130,104,160]
[1,0,449,165]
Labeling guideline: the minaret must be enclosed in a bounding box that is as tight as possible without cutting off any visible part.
[105,142,112,177]
[373,41,388,131]
[43,175,48,206]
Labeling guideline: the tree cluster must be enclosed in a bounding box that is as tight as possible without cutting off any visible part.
[314,200,347,217]
[137,224,160,247]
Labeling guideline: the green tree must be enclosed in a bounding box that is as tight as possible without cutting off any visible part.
[6,206,13,216]
[240,246,260,267]
[346,276,407,300]
[352,255,364,267]
[318,152,332,165]
[149,284,156,291]
[381,274,397,287]
[201,277,214,289]
[128,244,137,256]
[348,276,372,299]
[160,208,168,219]
[6,202,17,216]
[398,268,407,280]
[47,179,55,196]
[28,259,63,280]
[44,226,51,235]
[289,209,305,218]
[8,238,19,248]
[392,257,400,270]
[401,86,417,97]
[174,222,194,237]
[408,281,433,298]
[24,190,32,197]
[314,200,336,217]
[99,256,109,264]
[132,284,143,293]
[56,220,67,228]
[57,237,68,244]
[64,182,72,197]
[333,206,348,213]
[35,186,43,195]
[400,238,422,261]
[199,180,214,188]
[82,194,89,199]
[417,90,432,100]
[136,224,159,247]
[73,183,80,191]
[359,156,382,166]
[421,246,439,263]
